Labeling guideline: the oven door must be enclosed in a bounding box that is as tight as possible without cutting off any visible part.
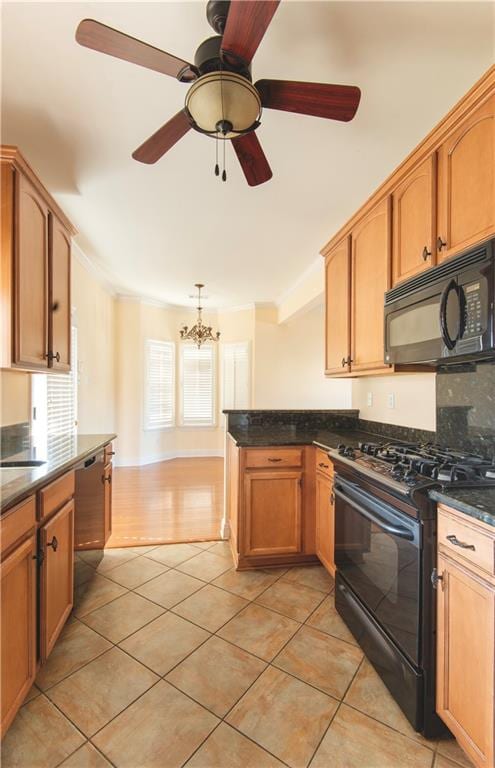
[334,476,421,666]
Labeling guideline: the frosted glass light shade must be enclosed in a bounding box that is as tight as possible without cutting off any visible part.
[185,72,261,137]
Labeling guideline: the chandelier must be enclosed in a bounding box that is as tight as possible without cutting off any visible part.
[180,283,220,349]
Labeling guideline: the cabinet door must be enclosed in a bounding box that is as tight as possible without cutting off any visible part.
[351,197,392,373]
[325,236,351,374]
[437,95,495,262]
[103,463,112,544]
[392,155,436,285]
[315,472,335,576]
[436,553,494,768]
[49,214,71,372]
[14,171,49,369]
[40,500,74,661]
[1,534,37,737]
[243,471,302,557]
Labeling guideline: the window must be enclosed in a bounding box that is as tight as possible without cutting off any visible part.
[144,340,175,429]
[221,342,251,410]
[31,326,78,459]
[180,344,216,427]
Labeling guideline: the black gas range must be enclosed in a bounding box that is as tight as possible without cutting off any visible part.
[331,440,495,506]
[328,438,494,738]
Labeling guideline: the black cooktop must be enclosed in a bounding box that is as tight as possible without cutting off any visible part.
[330,440,495,494]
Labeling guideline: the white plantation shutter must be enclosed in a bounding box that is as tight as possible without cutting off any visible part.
[31,327,78,463]
[145,340,175,429]
[180,344,216,426]
[221,342,250,410]
[46,326,78,437]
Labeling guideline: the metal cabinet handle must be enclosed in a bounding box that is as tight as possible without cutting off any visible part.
[346,356,354,366]
[446,534,475,551]
[422,246,431,261]
[47,536,58,552]
[102,474,112,483]
[268,458,282,463]
[318,462,329,469]
[437,236,447,252]
[341,357,346,367]
[330,492,335,504]
[45,351,61,363]
[431,568,444,589]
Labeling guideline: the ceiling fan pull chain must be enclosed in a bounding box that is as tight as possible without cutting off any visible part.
[222,139,227,182]
[214,132,220,177]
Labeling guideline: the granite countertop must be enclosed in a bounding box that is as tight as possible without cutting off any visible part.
[227,425,392,450]
[0,433,116,513]
[429,487,495,528]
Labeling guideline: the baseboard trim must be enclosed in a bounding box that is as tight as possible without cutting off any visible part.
[115,448,225,467]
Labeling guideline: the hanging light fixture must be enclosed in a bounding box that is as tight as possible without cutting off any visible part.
[180,283,220,349]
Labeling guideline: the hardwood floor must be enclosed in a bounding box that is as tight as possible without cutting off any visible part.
[107,458,224,548]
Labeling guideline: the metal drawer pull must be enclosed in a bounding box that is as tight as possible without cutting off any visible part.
[47,536,58,552]
[268,457,282,462]
[431,568,444,589]
[446,534,475,551]
[318,462,329,469]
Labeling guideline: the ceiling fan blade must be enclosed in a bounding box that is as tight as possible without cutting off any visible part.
[232,132,272,187]
[256,80,361,122]
[221,1,280,66]
[132,110,192,164]
[75,19,198,82]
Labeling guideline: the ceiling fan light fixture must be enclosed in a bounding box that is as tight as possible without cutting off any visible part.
[185,71,261,138]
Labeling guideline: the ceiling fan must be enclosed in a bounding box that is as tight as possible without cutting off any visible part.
[75,0,361,186]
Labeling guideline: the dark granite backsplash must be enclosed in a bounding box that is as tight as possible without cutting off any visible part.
[436,360,495,459]
[225,410,359,432]
[224,410,436,446]
[0,422,30,459]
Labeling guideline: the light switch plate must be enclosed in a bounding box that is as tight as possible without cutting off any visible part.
[387,393,395,409]
[367,392,373,407]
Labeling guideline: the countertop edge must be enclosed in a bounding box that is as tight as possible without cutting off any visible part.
[1,434,117,513]
[429,488,495,528]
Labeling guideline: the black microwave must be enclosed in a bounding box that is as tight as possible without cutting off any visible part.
[384,239,495,365]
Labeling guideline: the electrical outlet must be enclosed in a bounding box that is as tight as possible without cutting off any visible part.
[387,393,395,409]
[367,392,373,407]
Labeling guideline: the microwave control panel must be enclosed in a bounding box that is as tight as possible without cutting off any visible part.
[464,281,484,336]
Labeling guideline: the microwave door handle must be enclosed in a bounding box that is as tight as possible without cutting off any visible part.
[334,487,415,541]
[440,279,460,351]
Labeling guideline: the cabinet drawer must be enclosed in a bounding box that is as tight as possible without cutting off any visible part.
[438,507,495,576]
[244,448,303,469]
[38,470,75,522]
[1,496,36,557]
[315,448,333,479]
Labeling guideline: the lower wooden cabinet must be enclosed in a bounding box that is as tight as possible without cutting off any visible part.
[227,441,318,569]
[315,470,335,576]
[39,499,74,662]
[103,462,112,543]
[0,534,37,737]
[244,471,302,557]
[436,505,495,768]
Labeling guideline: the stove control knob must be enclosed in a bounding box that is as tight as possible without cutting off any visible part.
[337,444,346,455]
[391,465,404,480]
[344,447,355,459]
[404,469,418,485]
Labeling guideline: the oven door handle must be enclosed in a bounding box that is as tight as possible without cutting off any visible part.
[334,486,415,541]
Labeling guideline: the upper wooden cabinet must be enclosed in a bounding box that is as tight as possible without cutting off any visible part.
[392,155,436,285]
[437,94,495,262]
[1,146,76,373]
[351,197,391,374]
[325,236,351,375]
[321,65,495,373]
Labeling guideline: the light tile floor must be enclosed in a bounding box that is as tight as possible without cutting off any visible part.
[2,542,474,768]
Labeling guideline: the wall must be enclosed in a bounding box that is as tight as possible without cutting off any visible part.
[72,252,116,434]
[352,373,436,431]
[254,303,352,410]
[1,370,30,426]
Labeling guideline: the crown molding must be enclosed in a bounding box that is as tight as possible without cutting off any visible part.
[276,257,322,308]
[72,241,118,296]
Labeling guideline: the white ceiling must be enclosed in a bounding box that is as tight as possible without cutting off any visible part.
[2,1,494,308]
